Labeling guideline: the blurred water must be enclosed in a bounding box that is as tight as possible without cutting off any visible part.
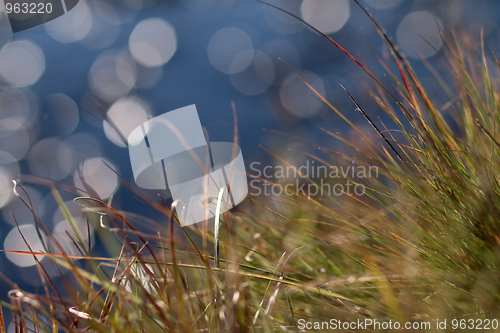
[0,0,499,305]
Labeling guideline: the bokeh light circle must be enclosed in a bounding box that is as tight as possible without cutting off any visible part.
[0,88,38,127]
[207,27,254,74]
[263,2,304,35]
[104,96,151,147]
[28,138,74,181]
[396,11,443,59]
[4,224,45,267]
[80,8,121,50]
[2,186,43,226]
[0,167,13,208]
[280,71,326,118]
[362,0,402,10]
[0,40,45,87]
[45,1,92,43]
[129,18,177,68]
[53,217,94,256]
[45,94,80,136]
[89,50,137,101]
[73,157,119,199]
[230,51,275,95]
[0,120,30,160]
[94,1,121,25]
[301,0,350,35]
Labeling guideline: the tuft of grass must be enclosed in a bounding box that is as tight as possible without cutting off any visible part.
[3,1,500,332]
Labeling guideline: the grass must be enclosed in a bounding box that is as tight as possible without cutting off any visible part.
[2,0,500,331]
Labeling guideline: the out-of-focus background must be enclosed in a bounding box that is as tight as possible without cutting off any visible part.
[0,0,498,302]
